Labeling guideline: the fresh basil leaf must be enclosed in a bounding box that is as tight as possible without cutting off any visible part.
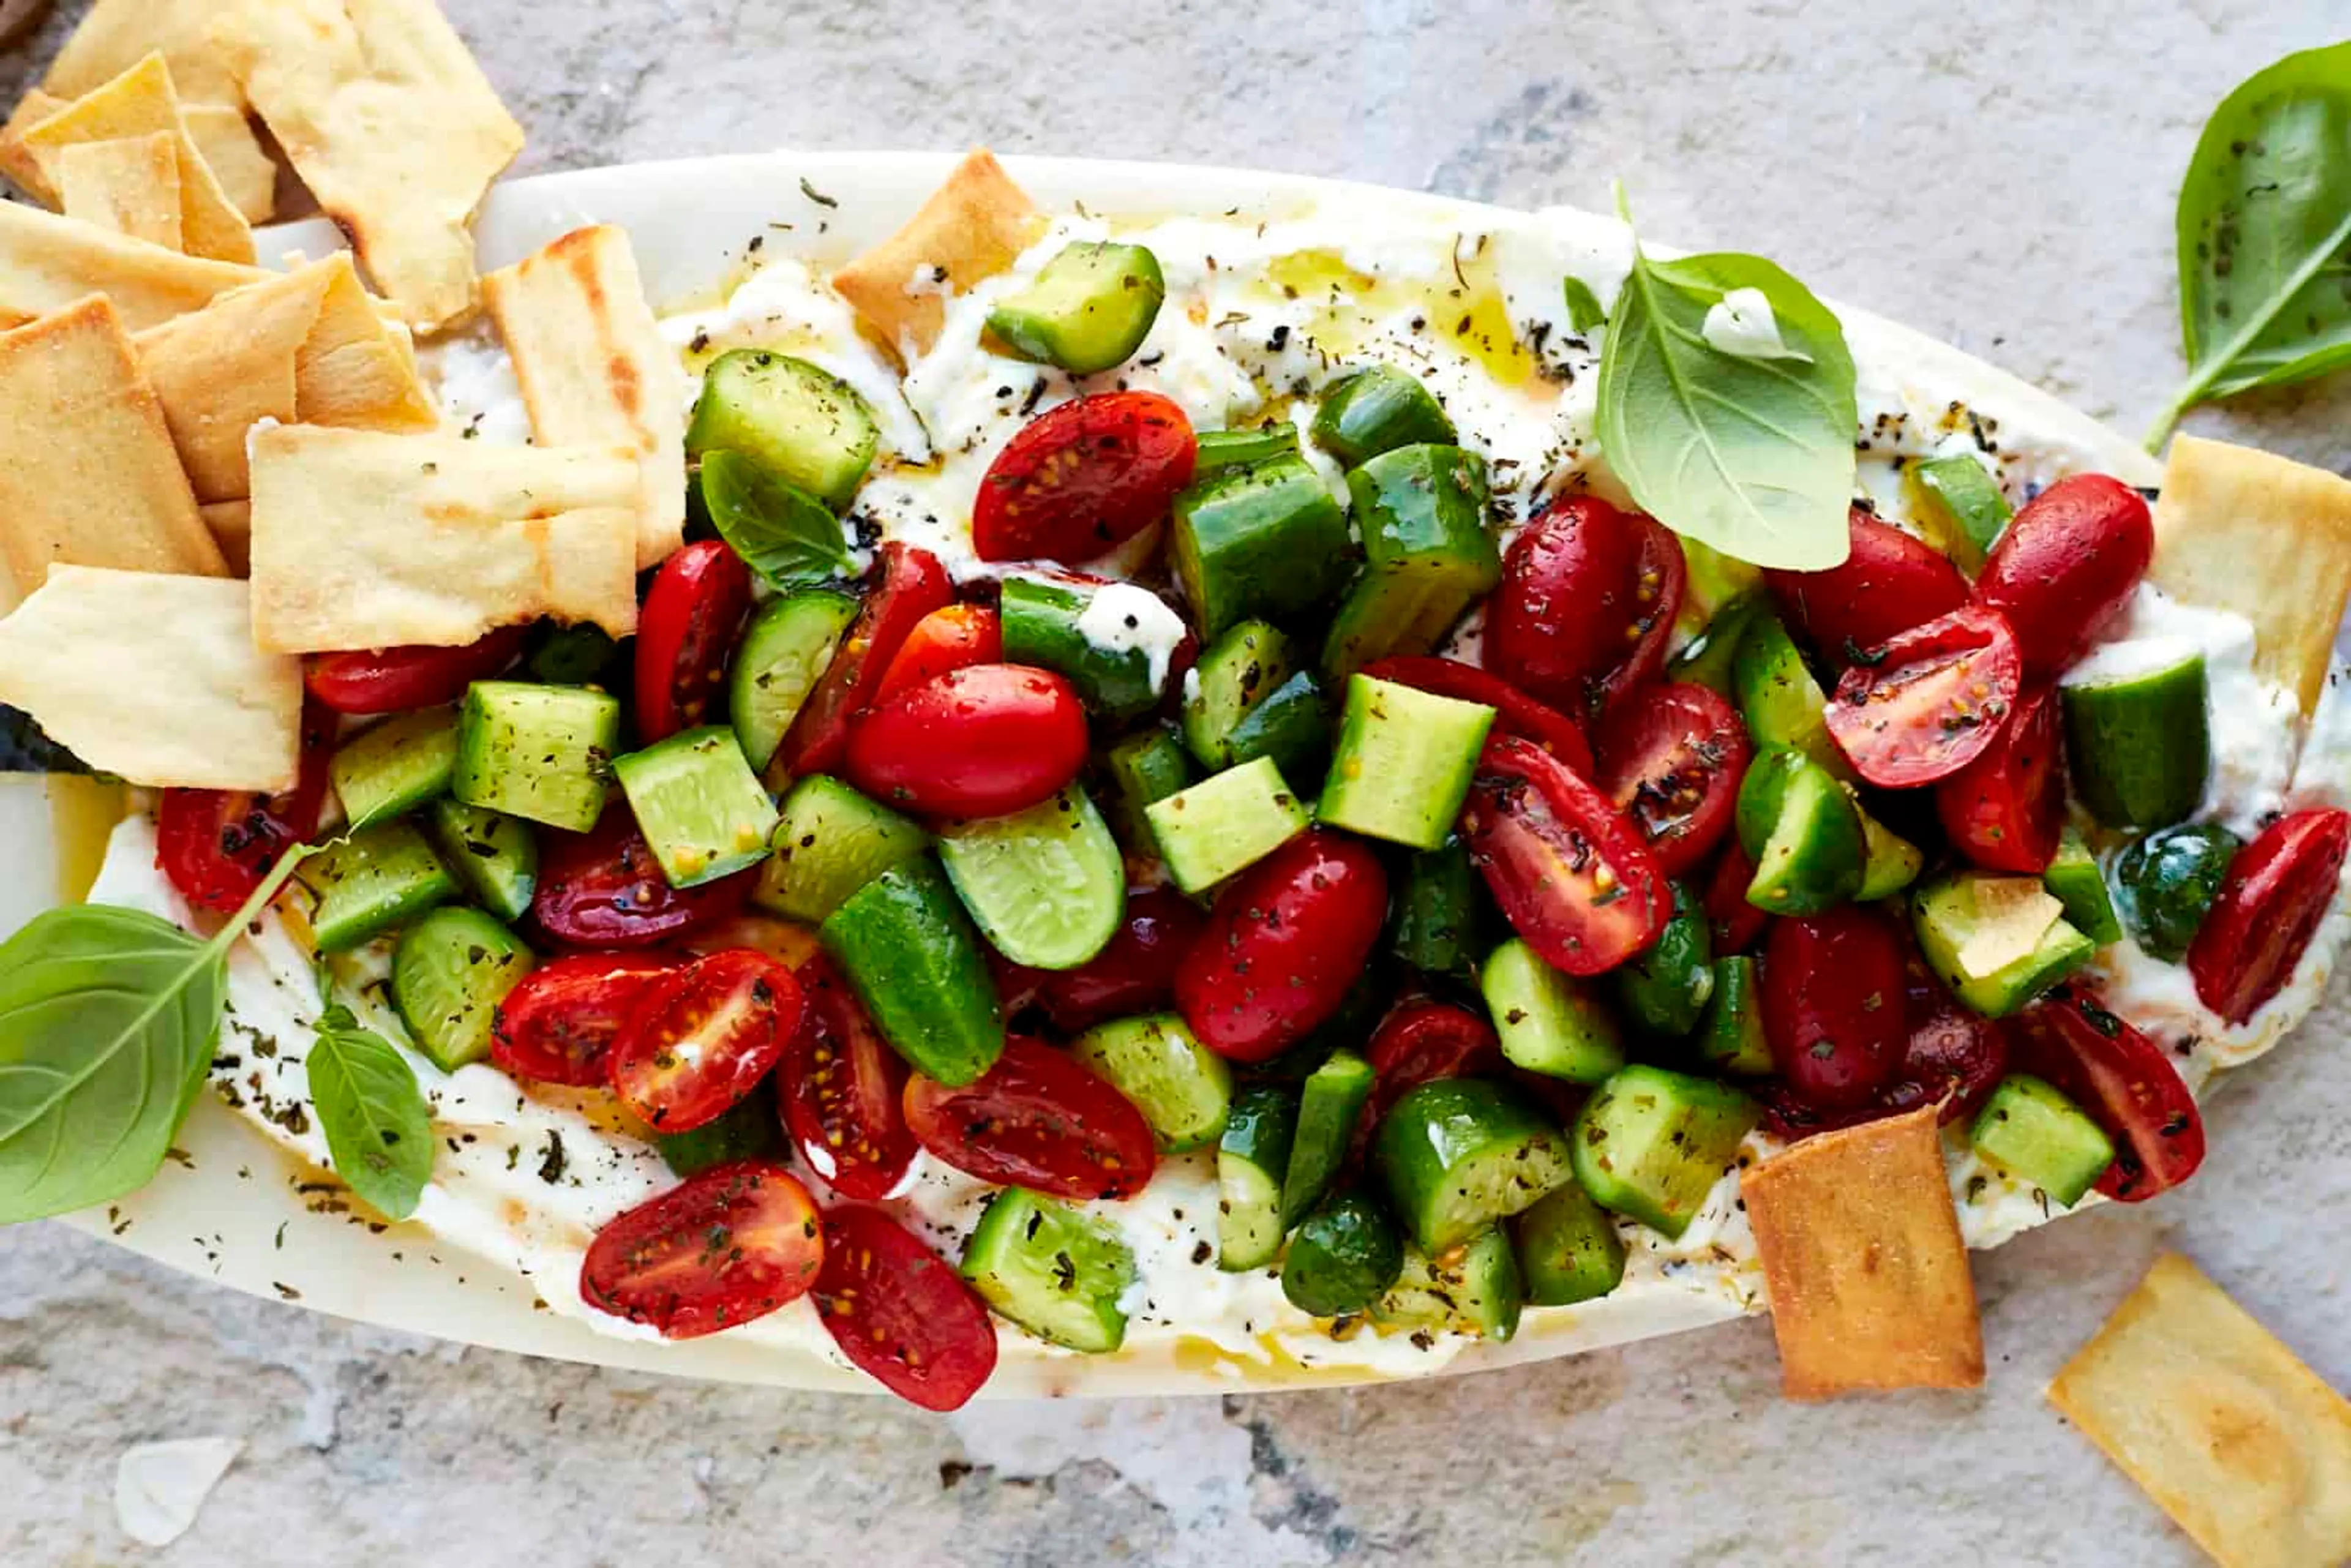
[1561,276,1609,335]
[1596,223,1858,572]
[306,1005,431,1221]
[2151,42,2351,449]
[698,449,856,590]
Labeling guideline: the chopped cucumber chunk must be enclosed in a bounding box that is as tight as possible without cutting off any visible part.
[1614,882,1714,1038]
[2112,823,2240,962]
[613,726,780,890]
[1183,620,1296,770]
[754,774,931,925]
[424,800,538,923]
[1321,445,1499,682]
[820,857,1004,1086]
[2044,827,2123,946]
[1281,1048,1376,1227]
[1371,1228,1524,1340]
[1510,1179,1627,1307]
[1736,747,1866,915]
[1572,1064,1757,1240]
[999,574,1175,723]
[299,821,457,953]
[938,787,1124,970]
[1281,1189,1406,1319]
[1908,454,2013,571]
[1731,610,1850,779]
[1374,1078,1575,1255]
[1695,955,1774,1076]
[1969,1072,2113,1208]
[2061,647,2208,829]
[452,681,620,833]
[657,1088,789,1177]
[1171,456,1353,639]
[1318,673,1494,850]
[959,1190,1137,1353]
[332,705,458,830]
[1910,871,2095,1019]
[1218,1086,1299,1271]
[1102,727,1194,853]
[686,349,877,510]
[1390,835,1487,981]
[1194,424,1301,476]
[1481,937,1624,1084]
[1310,364,1457,467]
[391,906,534,1072]
[1070,1013,1232,1152]
[1144,756,1310,894]
[730,590,857,772]
[986,241,1166,375]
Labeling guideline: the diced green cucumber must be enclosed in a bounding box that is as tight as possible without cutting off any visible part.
[1390,835,1485,980]
[685,349,877,510]
[820,857,1005,1086]
[1183,621,1297,769]
[657,1086,789,1177]
[1321,445,1500,681]
[1695,955,1774,1076]
[1665,593,1761,696]
[1735,748,1865,914]
[1908,454,2013,571]
[1281,1188,1406,1318]
[332,705,458,831]
[958,1190,1137,1353]
[1171,455,1354,639]
[1614,882,1714,1038]
[1374,1078,1575,1254]
[299,821,457,953]
[1371,1228,1524,1340]
[699,450,854,593]
[612,726,779,890]
[1224,672,1332,789]
[730,590,857,771]
[2112,823,2240,962]
[986,241,1166,375]
[1911,871,2096,1018]
[1281,1048,1376,1226]
[525,622,621,686]
[1510,1179,1627,1307]
[1732,610,1850,779]
[1071,1013,1231,1152]
[754,774,931,925]
[1317,673,1494,850]
[1144,756,1309,894]
[1194,424,1301,476]
[937,787,1123,970]
[1000,575,1175,724]
[452,681,620,833]
[1481,937,1624,1084]
[2060,647,2210,829]
[1102,727,1195,853]
[1217,1086,1299,1271]
[1968,1072,2115,1208]
[391,906,534,1073]
[1570,1064,1758,1240]
[424,800,538,923]
[2044,827,2123,946]
[1310,364,1457,467]
[1852,788,1926,899]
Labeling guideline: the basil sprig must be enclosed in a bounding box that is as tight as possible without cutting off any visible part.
[697,448,857,590]
[306,1000,432,1221]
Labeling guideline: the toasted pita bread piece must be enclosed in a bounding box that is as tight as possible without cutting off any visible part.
[483,225,686,569]
[247,426,641,653]
[212,0,522,332]
[1742,1104,1984,1400]
[0,566,300,790]
[200,499,253,575]
[2151,435,2351,718]
[0,188,264,332]
[43,0,246,110]
[832,149,1041,359]
[2049,1253,2351,1568]
[54,133,184,251]
[9,89,276,225]
[0,296,225,602]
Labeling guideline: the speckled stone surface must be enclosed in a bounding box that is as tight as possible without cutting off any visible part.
[4,3,2349,1563]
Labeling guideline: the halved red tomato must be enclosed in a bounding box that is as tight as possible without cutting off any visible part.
[2188,808,2350,1025]
[1761,939,2009,1140]
[1359,655,1594,776]
[1824,603,2023,787]
[2011,985,2203,1202]
[156,697,334,912]
[304,626,527,715]
[1975,473,2153,678]
[813,1206,999,1411]
[780,955,917,1200]
[1703,840,1767,956]
[779,542,953,779]
[1357,1001,1504,1149]
[533,813,756,948]
[972,391,1197,564]
[1935,685,2064,874]
[902,1037,1158,1201]
[1760,906,1907,1110]
[491,952,678,1087]
[1592,680,1752,877]
[844,663,1090,819]
[608,950,805,1134]
[1174,831,1389,1063]
[1458,733,1668,976]
[636,540,754,744]
[1487,497,1684,718]
[1763,506,1970,664]
[875,603,1002,703]
[580,1160,823,1339]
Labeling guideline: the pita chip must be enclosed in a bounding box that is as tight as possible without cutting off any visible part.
[181,103,277,224]
[213,0,523,332]
[54,133,185,252]
[247,426,642,653]
[1,91,66,203]
[833,148,1040,358]
[201,499,253,576]
[43,0,247,109]
[484,225,686,568]
[0,201,263,329]
[0,567,301,791]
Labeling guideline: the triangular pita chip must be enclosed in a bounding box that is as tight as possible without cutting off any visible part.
[832,148,1041,358]
[43,0,247,109]
[5,89,275,224]
[54,133,186,252]
[0,200,264,329]
[200,499,252,576]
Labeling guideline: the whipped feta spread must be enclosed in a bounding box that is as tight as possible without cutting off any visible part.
[86,195,2348,1381]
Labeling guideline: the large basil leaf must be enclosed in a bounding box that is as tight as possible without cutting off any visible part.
[699,449,857,590]
[306,1002,432,1221]
[2152,42,2351,448]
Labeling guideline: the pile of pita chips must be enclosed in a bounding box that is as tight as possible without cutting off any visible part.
[833,148,1041,358]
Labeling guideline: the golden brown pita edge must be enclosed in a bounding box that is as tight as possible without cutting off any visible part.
[831,148,1043,359]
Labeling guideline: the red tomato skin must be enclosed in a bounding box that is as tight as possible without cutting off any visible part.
[1174,831,1390,1063]
[1976,474,2154,678]
[580,1160,823,1340]
[1027,888,1206,1034]
[1763,507,1970,662]
[608,950,805,1134]
[843,664,1089,819]
[901,1038,1160,1200]
[156,697,334,912]
[1761,950,2009,1140]
[1459,733,1670,977]
[875,604,1003,703]
[533,814,756,949]
[1825,603,2025,787]
[2188,808,2350,1025]
[780,542,954,779]
[303,626,527,716]
[972,391,1198,565]
[812,1206,998,1411]
[636,541,755,745]
[779,955,918,1201]
[1488,497,1684,718]
[1592,681,1753,878]
[2012,985,2203,1201]
[1760,907,1908,1111]
[1703,840,1768,955]
[1935,685,2065,874]
[1356,1001,1505,1151]
[490,952,678,1087]
[1360,656,1595,777]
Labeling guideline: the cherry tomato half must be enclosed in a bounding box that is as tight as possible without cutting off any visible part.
[1357,1000,1504,1150]
[2188,808,2350,1026]
[1022,888,1206,1035]
[1976,473,2154,678]
[608,950,805,1134]
[580,1160,823,1340]
[813,1206,999,1411]
[533,813,756,949]
[156,697,334,912]
[304,626,527,716]
[1488,496,1684,718]
[1824,603,2023,787]
[875,603,1002,703]
[844,663,1089,819]
[779,955,917,1201]
[1760,942,2009,1140]
[1174,831,1390,1063]
[2012,985,2204,1202]
[1593,681,1753,878]
[1458,733,1668,977]
[1936,685,2064,874]
[490,951,678,1087]
[1763,506,1970,664]
[1703,840,1768,956]
[779,542,954,779]
[636,540,754,745]
[902,1037,1160,1201]
[972,391,1198,565]
[1760,906,1908,1111]
[1359,655,1594,777]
